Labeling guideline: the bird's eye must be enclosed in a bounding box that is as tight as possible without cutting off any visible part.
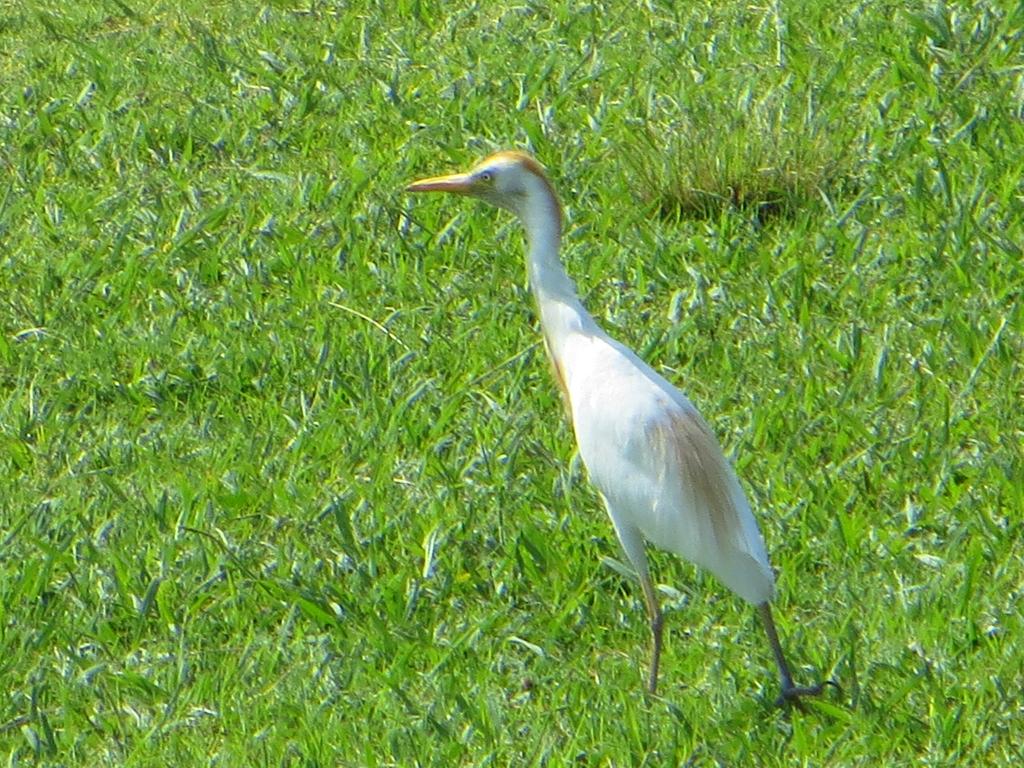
[479,171,493,183]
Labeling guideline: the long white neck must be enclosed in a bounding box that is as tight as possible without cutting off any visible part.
[517,183,600,364]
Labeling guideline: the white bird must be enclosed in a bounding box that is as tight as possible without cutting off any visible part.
[407,150,825,704]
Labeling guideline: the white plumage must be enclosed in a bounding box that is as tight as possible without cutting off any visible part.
[407,150,825,703]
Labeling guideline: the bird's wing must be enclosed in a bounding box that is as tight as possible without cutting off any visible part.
[638,400,776,604]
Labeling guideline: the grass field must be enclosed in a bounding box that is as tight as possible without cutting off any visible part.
[2,0,1022,765]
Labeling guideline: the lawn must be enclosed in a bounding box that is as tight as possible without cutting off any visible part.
[1,0,1022,765]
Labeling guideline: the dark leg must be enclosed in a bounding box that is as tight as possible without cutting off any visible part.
[608,516,664,695]
[757,602,826,706]
[639,571,664,695]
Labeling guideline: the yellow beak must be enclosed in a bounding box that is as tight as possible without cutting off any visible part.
[406,172,475,194]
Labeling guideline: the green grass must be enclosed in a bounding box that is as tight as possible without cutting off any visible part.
[2,0,1022,764]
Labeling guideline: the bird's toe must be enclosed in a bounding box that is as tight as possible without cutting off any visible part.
[774,679,840,708]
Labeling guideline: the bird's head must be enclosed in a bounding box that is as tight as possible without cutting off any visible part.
[406,150,561,226]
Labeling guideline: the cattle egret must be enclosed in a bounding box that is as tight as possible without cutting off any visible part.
[406,150,825,704]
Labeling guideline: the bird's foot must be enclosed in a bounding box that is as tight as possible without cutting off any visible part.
[774,679,840,708]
